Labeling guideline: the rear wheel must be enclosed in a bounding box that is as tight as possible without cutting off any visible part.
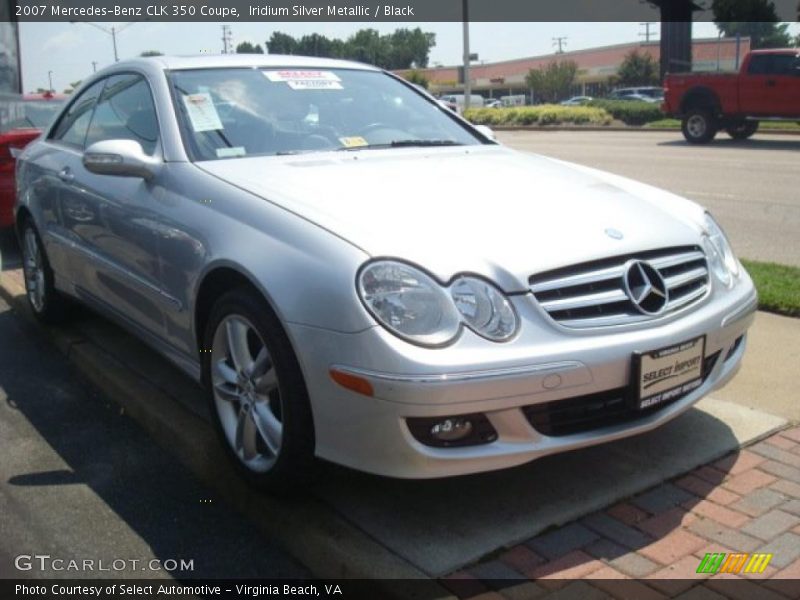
[725,120,759,140]
[202,288,315,491]
[20,221,70,324]
[682,109,718,144]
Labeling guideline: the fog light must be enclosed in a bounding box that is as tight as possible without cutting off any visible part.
[431,418,473,442]
[406,414,497,448]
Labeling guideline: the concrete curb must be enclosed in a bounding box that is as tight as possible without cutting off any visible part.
[0,270,451,598]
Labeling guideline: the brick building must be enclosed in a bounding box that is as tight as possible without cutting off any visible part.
[399,37,752,100]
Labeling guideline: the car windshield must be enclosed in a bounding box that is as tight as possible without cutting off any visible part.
[168,67,482,160]
[2,100,63,132]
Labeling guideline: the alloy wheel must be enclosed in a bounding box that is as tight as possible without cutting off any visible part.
[210,314,283,473]
[22,227,46,313]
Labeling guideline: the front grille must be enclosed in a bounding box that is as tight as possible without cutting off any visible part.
[524,350,720,437]
[530,246,709,328]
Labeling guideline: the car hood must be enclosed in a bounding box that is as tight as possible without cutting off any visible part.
[197,145,707,292]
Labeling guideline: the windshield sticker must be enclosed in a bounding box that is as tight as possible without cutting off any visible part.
[286,80,343,91]
[338,136,368,148]
[264,70,341,83]
[182,93,223,132]
[216,146,247,158]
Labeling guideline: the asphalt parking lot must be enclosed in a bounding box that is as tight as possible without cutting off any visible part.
[498,130,800,267]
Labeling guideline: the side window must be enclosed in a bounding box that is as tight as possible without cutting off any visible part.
[772,55,798,76]
[85,74,160,155]
[747,55,769,75]
[50,80,106,148]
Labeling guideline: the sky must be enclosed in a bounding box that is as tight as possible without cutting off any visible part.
[19,21,800,93]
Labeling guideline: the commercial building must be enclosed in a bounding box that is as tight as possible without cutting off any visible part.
[400,37,752,100]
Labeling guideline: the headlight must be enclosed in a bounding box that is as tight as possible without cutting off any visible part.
[450,277,517,341]
[358,261,518,347]
[358,261,461,346]
[702,213,739,286]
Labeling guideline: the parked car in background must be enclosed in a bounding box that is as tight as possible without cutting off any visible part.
[560,96,593,106]
[485,99,502,109]
[608,87,664,103]
[663,48,800,144]
[16,55,755,489]
[0,92,64,227]
[439,93,485,109]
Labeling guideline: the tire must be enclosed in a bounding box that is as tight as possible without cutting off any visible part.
[681,109,718,144]
[19,220,71,324]
[725,121,759,140]
[201,287,315,491]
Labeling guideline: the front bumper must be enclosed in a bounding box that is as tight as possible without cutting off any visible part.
[289,275,757,478]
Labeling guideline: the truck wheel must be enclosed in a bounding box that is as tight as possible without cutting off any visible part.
[682,109,718,144]
[726,121,759,140]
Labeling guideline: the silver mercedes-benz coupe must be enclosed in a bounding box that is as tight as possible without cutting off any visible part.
[15,55,756,487]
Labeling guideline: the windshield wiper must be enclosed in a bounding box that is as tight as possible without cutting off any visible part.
[336,139,464,152]
[389,139,463,147]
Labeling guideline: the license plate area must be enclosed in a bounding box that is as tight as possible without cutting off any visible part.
[632,335,706,410]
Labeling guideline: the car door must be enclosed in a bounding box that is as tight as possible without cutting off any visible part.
[29,79,106,281]
[779,54,800,117]
[739,53,797,116]
[57,73,170,339]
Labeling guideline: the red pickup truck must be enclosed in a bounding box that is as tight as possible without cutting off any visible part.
[662,49,800,144]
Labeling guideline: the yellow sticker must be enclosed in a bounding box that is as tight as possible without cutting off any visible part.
[338,136,369,148]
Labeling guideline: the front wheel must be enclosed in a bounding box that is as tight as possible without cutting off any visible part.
[682,109,718,144]
[202,288,315,491]
[725,121,759,140]
[20,221,71,324]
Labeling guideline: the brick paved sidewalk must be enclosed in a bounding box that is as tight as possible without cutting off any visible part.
[442,426,800,599]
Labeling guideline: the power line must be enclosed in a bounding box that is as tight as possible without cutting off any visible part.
[552,37,567,53]
[639,22,657,43]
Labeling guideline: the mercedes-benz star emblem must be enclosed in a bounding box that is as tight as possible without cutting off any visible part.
[623,260,669,315]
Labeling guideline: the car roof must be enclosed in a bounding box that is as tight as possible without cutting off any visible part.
[111,54,380,73]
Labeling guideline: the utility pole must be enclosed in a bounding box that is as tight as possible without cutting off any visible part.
[552,37,567,54]
[47,70,53,92]
[639,22,656,43]
[75,22,135,62]
[92,61,98,73]
[462,0,471,110]
[221,25,233,54]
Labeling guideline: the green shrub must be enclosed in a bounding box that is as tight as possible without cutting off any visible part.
[587,99,664,125]
[463,105,612,127]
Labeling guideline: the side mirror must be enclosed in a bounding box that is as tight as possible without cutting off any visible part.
[83,139,160,180]
[474,124,496,141]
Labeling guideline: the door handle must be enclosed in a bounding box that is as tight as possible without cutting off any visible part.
[58,167,74,183]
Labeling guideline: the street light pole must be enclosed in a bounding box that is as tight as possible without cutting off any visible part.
[47,70,53,92]
[462,0,471,111]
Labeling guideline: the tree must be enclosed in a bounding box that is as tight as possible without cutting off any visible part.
[616,50,660,86]
[236,41,264,54]
[266,32,298,55]
[140,50,163,57]
[712,0,793,48]
[63,80,82,94]
[525,60,578,103]
[264,28,436,70]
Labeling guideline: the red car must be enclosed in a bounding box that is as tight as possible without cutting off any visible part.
[0,92,65,227]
